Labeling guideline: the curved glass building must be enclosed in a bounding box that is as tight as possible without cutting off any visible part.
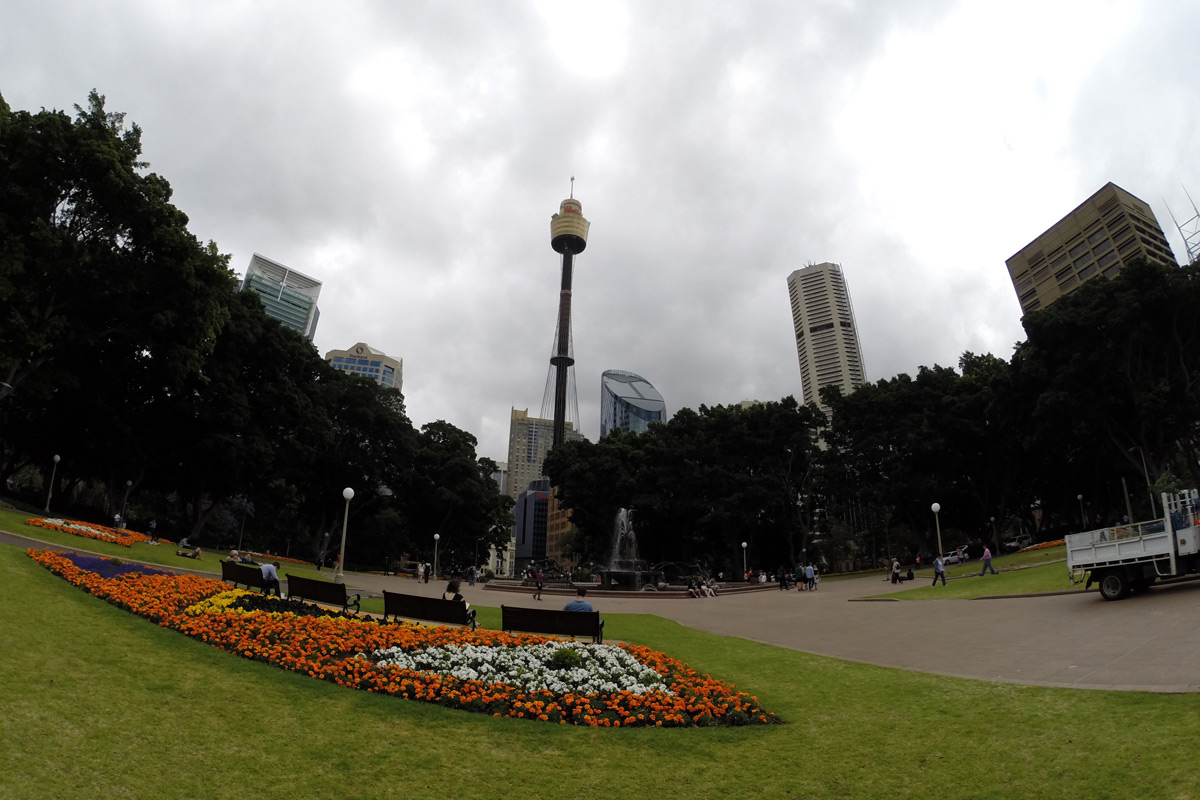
[600,370,666,437]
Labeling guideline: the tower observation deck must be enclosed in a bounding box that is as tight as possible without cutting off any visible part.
[547,194,590,447]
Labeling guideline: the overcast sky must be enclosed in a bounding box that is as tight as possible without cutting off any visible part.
[4,1,1199,463]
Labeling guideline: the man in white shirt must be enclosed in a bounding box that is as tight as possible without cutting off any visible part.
[260,561,281,597]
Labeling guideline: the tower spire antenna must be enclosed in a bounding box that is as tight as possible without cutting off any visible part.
[570,175,575,199]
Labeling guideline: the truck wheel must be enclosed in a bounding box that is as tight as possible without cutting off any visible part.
[1098,570,1129,601]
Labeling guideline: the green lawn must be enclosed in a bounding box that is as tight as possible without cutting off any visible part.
[0,508,340,583]
[3,544,1198,799]
[883,562,1083,600]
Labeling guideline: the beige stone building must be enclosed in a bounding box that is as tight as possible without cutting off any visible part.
[324,342,402,392]
[504,408,583,501]
[786,263,867,415]
[1006,182,1177,315]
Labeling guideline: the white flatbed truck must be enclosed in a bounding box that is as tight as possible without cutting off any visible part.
[1066,489,1200,600]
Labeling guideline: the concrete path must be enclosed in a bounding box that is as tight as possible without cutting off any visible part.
[8,530,1199,692]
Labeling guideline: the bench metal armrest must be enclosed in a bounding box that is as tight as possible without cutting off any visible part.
[346,594,361,614]
[466,607,477,631]
[597,618,604,644]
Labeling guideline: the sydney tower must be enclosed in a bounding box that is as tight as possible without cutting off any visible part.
[547,190,590,447]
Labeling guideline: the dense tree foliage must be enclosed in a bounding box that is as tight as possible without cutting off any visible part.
[0,92,511,567]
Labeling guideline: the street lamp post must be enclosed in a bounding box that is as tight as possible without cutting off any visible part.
[990,515,998,554]
[1077,494,1085,529]
[434,533,441,580]
[931,503,943,558]
[334,487,354,584]
[120,479,132,528]
[44,454,61,514]
[741,541,748,576]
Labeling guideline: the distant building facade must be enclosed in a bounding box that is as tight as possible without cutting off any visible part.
[1006,182,1178,314]
[504,408,583,502]
[513,478,552,573]
[324,342,402,391]
[240,253,322,339]
[786,262,867,415]
[600,370,666,437]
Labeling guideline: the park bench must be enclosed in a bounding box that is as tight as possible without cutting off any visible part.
[285,573,360,614]
[220,559,266,591]
[382,590,477,630]
[501,605,604,644]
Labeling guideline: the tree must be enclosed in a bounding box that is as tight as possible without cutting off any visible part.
[1017,259,1200,492]
[0,91,233,406]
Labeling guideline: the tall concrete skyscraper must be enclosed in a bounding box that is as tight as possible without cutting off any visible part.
[239,253,322,340]
[1006,182,1177,314]
[786,262,866,415]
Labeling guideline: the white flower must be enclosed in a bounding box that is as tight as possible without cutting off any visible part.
[358,640,672,696]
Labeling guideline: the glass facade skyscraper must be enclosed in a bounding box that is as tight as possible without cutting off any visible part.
[239,253,322,340]
[600,370,666,437]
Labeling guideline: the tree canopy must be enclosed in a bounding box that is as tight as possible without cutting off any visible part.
[0,92,511,567]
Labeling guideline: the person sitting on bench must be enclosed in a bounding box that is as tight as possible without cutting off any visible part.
[442,578,470,609]
[563,587,593,612]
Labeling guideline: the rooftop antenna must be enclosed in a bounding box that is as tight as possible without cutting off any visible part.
[570,175,575,199]
[1165,185,1200,266]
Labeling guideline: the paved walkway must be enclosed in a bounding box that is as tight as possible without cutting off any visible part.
[8,530,1198,692]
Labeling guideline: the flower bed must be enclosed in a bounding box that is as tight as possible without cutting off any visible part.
[1019,540,1065,553]
[244,552,310,565]
[28,549,781,728]
[26,518,159,548]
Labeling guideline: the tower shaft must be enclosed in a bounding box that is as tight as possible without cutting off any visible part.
[550,250,576,446]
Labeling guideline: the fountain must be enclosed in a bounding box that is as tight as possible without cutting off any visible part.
[600,509,662,590]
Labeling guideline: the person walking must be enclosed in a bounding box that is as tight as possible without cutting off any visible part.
[891,557,902,584]
[805,562,816,591]
[979,546,998,576]
[932,554,946,586]
[533,568,545,600]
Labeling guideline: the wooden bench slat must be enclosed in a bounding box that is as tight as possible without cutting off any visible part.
[285,573,360,614]
[382,590,476,630]
[220,560,266,590]
[501,605,604,644]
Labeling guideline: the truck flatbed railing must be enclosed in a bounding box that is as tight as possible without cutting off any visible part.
[1066,520,1164,548]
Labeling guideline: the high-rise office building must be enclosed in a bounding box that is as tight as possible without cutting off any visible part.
[240,253,322,339]
[1006,182,1177,314]
[504,408,584,502]
[513,478,552,573]
[324,343,402,392]
[786,262,867,414]
[600,370,666,437]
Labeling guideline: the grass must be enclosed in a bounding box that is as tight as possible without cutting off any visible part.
[4,544,1199,798]
[0,508,340,583]
[882,562,1081,600]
